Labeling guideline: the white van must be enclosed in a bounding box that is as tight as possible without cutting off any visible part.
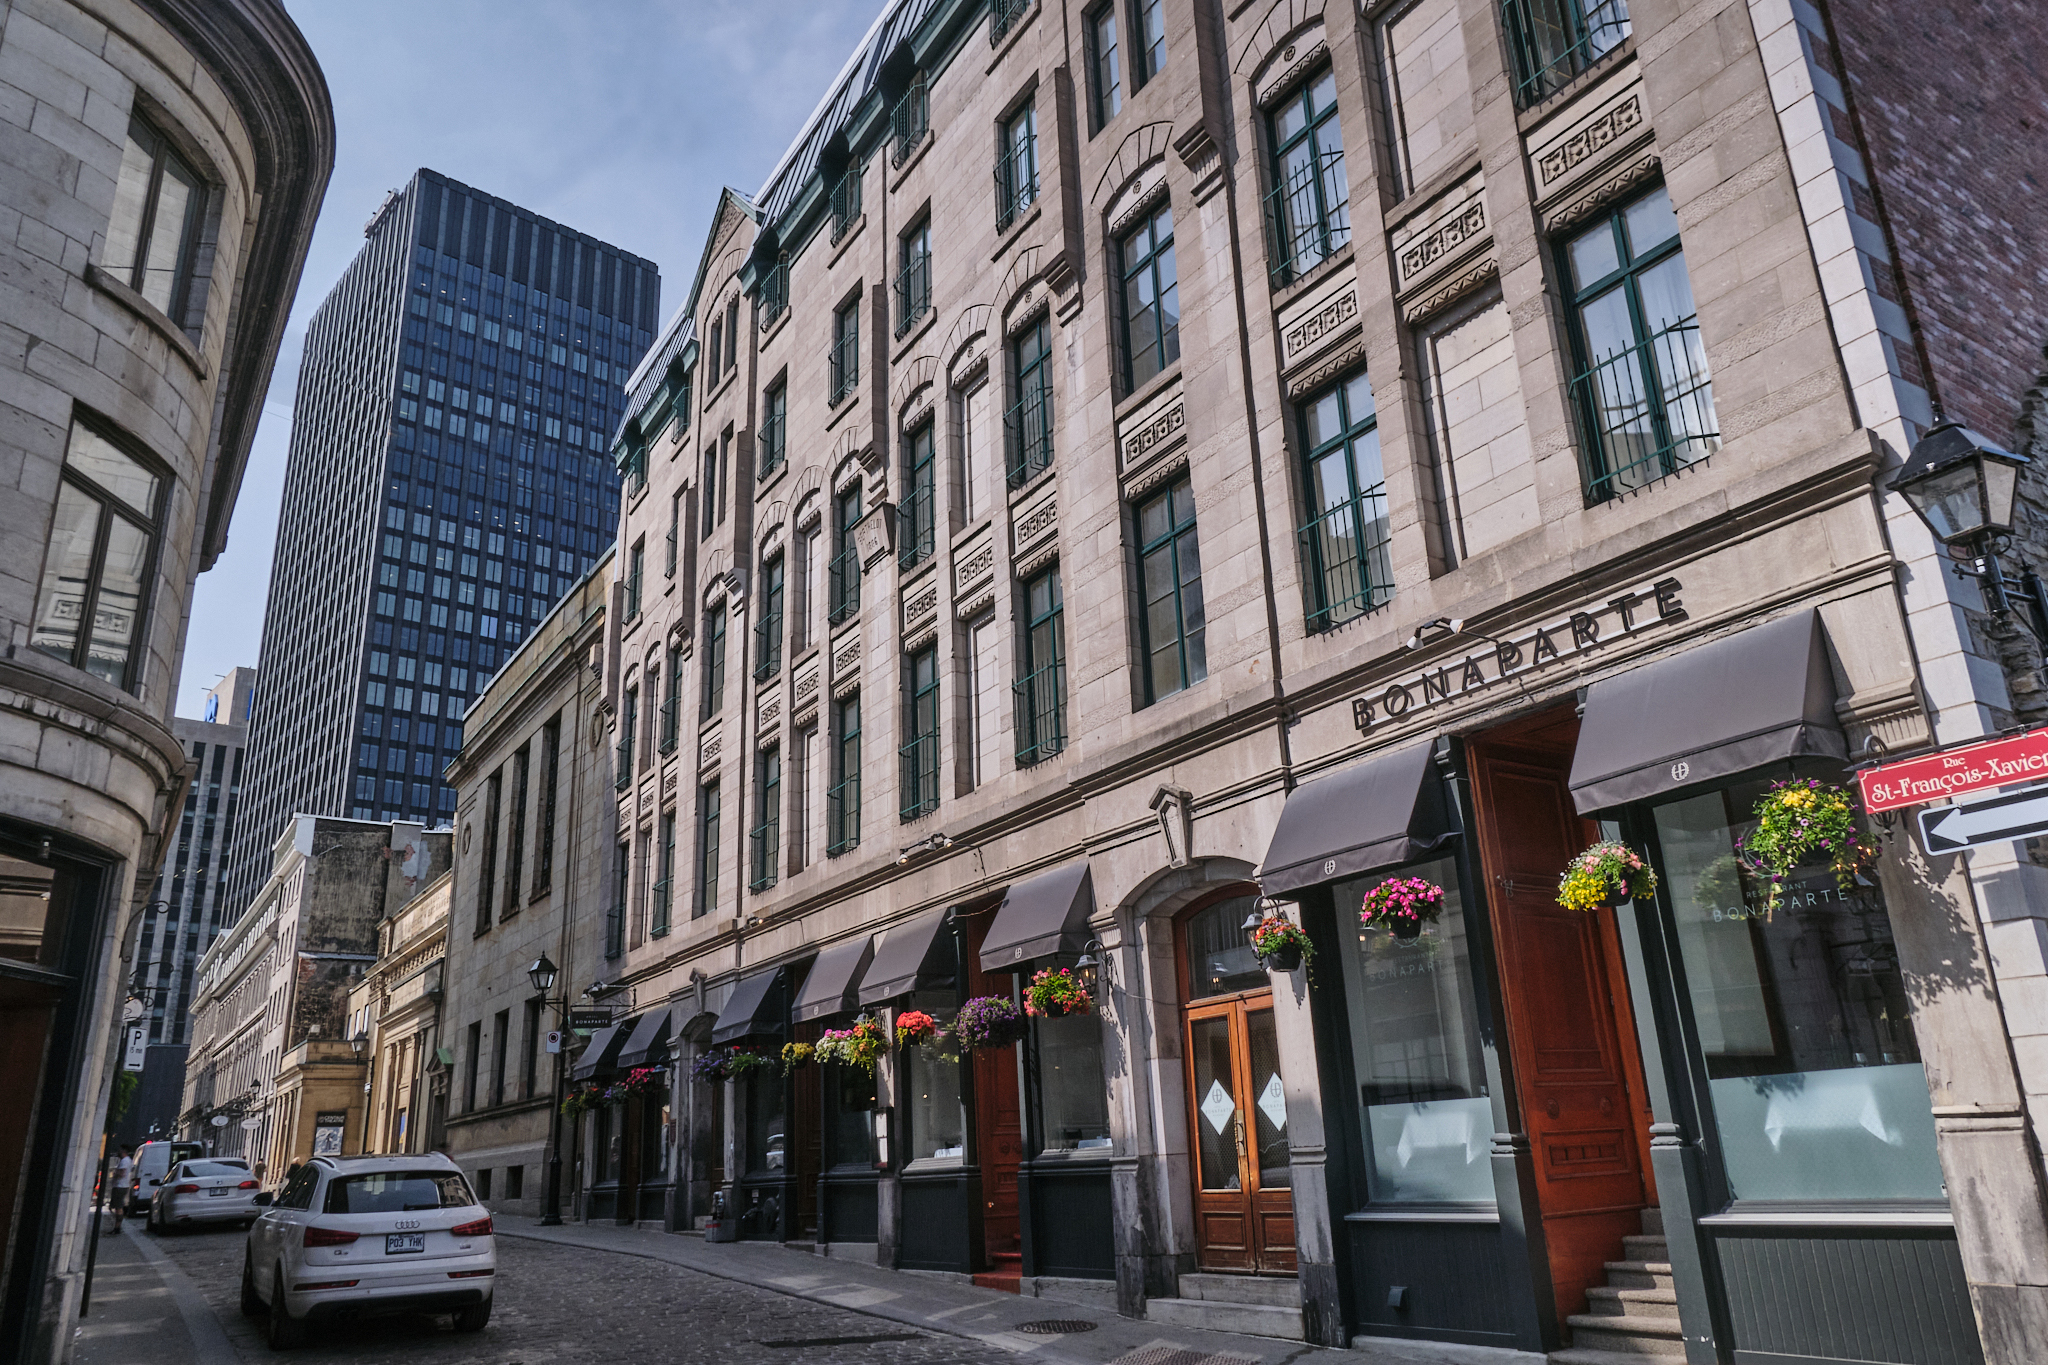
[129,1139,204,1214]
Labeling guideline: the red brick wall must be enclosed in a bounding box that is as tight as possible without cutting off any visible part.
[1821,0,2048,444]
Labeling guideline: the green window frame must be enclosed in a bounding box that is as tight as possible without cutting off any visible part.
[30,419,165,691]
[1118,202,1180,392]
[750,746,781,891]
[1562,185,1717,503]
[1265,68,1350,287]
[105,114,206,324]
[626,539,643,619]
[828,485,863,624]
[702,607,727,718]
[895,219,932,337]
[760,381,787,476]
[1298,370,1393,633]
[830,298,860,404]
[1135,477,1207,703]
[607,840,627,956]
[1006,316,1054,487]
[1014,568,1067,765]
[996,103,1039,229]
[695,783,720,919]
[828,693,862,855]
[891,74,930,166]
[830,164,864,244]
[1502,0,1632,106]
[1135,0,1166,83]
[615,688,637,790]
[899,421,936,570]
[653,811,675,937]
[1089,5,1122,129]
[901,647,940,819]
[754,553,785,680]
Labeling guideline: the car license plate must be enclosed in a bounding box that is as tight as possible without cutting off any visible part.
[208,1187,229,1197]
[385,1233,425,1254]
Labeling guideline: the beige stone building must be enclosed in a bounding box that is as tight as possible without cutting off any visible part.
[345,867,451,1155]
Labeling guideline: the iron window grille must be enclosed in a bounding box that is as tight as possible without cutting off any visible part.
[653,812,675,937]
[1503,0,1632,106]
[1089,4,1122,129]
[625,540,643,619]
[607,846,627,956]
[759,257,790,331]
[1564,186,1718,502]
[754,554,786,680]
[995,105,1040,230]
[660,647,682,753]
[615,688,637,790]
[830,166,864,244]
[104,114,206,325]
[991,0,1035,45]
[828,487,863,624]
[750,747,781,891]
[665,494,680,578]
[899,423,936,570]
[901,648,941,818]
[702,607,727,718]
[1118,203,1181,393]
[28,419,166,691]
[895,224,932,338]
[696,784,720,919]
[1006,317,1054,487]
[1135,477,1207,703]
[1297,371,1393,633]
[828,694,862,855]
[1014,569,1067,765]
[761,383,787,477]
[623,442,648,495]
[891,77,930,165]
[830,299,860,405]
[1264,70,1350,288]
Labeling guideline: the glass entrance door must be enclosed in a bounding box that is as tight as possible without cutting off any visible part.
[1185,1000,1295,1272]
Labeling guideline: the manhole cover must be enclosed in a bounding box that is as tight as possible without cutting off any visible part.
[1017,1319,1099,1335]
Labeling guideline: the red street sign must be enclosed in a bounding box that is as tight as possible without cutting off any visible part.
[1858,727,2048,813]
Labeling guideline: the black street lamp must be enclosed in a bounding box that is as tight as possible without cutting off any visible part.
[527,954,569,1226]
[1891,420,2048,633]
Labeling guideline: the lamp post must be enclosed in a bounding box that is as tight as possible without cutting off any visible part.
[1891,420,2048,631]
[528,954,569,1226]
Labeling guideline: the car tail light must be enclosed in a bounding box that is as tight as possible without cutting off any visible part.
[447,1269,495,1278]
[237,1180,259,1190]
[293,1280,359,1291]
[302,1226,360,1247]
[449,1216,493,1238]
[171,1184,200,1194]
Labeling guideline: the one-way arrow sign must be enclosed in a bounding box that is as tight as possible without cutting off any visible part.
[1919,783,2048,854]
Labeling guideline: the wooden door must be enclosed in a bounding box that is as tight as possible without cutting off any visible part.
[793,1021,821,1237]
[1469,741,1650,1319]
[1185,1000,1297,1273]
[963,915,1023,1262]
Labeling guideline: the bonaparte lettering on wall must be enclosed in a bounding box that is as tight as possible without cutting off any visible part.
[1350,578,1685,733]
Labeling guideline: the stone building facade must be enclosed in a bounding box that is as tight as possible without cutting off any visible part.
[0,0,329,1358]
[344,866,451,1156]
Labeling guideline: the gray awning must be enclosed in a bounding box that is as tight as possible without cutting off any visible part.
[793,935,875,1023]
[570,1023,627,1081]
[980,861,1094,972]
[711,966,791,1045]
[857,908,955,1006]
[1258,740,1457,898]
[616,1008,673,1070]
[1569,609,1844,814]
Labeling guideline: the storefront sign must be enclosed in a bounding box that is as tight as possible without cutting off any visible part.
[1859,726,2048,813]
[569,1008,614,1031]
[1918,783,2048,854]
[1350,578,1686,733]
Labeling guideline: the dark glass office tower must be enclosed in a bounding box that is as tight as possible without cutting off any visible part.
[224,170,659,920]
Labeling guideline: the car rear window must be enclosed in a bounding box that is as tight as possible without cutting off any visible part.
[181,1161,249,1178]
[321,1171,473,1214]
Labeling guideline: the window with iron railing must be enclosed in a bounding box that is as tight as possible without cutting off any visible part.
[626,540,643,620]
[828,485,863,624]
[1564,186,1717,503]
[758,257,790,331]
[991,0,1035,45]
[750,746,781,891]
[702,607,727,718]
[1135,476,1208,704]
[828,693,861,855]
[895,222,932,338]
[891,76,930,166]
[1265,69,1350,288]
[899,422,935,570]
[1298,371,1392,633]
[830,298,860,405]
[760,382,787,477]
[607,843,627,956]
[754,554,785,680]
[901,647,940,818]
[1119,202,1180,393]
[615,687,637,790]
[624,442,648,496]
[652,812,675,937]
[660,646,682,753]
[1014,568,1067,765]
[1503,0,1631,106]
[696,783,720,919]
[1006,316,1054,487]
[996,104,1039,230]
[830,165,864,244]
[665,493,680,578]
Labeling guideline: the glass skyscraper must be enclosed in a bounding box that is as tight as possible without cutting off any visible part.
[224,170,658,920]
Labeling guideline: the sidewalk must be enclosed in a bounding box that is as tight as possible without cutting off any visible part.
[500,1219,1543,1365]
[73,1224,237,1365]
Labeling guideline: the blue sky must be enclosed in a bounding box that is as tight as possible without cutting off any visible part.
[176,0,879,718]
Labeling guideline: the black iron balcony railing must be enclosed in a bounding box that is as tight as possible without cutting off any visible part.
[830,167,863,244]
[1264,148,1351,288]
[1005,379,1053,487]
[991,0,1034,45]
[899,734,940,820]
[758,259,789,331]
[827,776,861,855]
[827,545,861,624]
[759,404,786,477]
[748,823,778,891]
[659,695,679,753]
[1502,0,1632,105]
[897,483,934,570]
[891,78,929,166]
[995,132,1039,230]
[614,735,633,790]
[1571,314,1718,503]
[1012,662,1067,766]
[830,328,859,405]
[650,878,671,937]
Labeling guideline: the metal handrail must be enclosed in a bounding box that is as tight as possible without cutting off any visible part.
[1570,313,1718,503]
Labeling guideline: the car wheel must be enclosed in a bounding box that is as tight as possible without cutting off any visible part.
[240,1253,264,1319]
[453,1300,491,1333]
[266,1265,305,1350]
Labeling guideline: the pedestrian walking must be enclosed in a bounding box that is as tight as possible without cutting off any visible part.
[106,1147,133,1233]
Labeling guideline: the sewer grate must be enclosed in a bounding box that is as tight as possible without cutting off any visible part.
[759,1333,926,1348]
[1016,1319,1100,1335]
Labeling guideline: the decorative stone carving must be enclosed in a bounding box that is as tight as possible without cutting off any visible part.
[792,654,821,725]
[1527,72,1655,222]
[1150,784,1194,869]
[1126,456,1189,501]
[1398,198,1486,281]
[1540,152,1663,235]
[1116,375,1189,479]
[756,685,782,739]
[698,723,721,774]
[1011,479,1058,567]
[830,626,861,699]
[902,571,941,649]
[953,525,996,620]
[1286,332,1368,399]
[1537,92,1644,186]
[1400,259,1502,325]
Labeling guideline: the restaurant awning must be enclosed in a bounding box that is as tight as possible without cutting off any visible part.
[1569,609,1844,814]
[1257,740,1457,898]
[711,965,793,1046]
[979,860,1094,972]
[616,1008,673,1070]
[793,935,875,1023]
[570,1022,627,1081]
[857,908,955,1006]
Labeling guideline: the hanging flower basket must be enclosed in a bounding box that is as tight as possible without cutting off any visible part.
[816,1017,888,1073]
[781,1042,815,1076]
[560,1083,607,1118]
[894,1009,941,1046]
[690,1051,732,1084]
[606,1066,668,1104]
[1361,876,1446,942]
[1736,778,1878,918]
[1249,917,1315,970]
[1558,841,1658,912]
[1024,968,1093,1017]
[723,1049,777,1078]
[952,995,1027,1051]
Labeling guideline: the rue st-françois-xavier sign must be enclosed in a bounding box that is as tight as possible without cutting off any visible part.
[1857,725,2048,813]
[1350,577,1686,733]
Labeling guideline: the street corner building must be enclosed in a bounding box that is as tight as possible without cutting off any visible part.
[456,3,2048,1365]
[0,0,332,1360]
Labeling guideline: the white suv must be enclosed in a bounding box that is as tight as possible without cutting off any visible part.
[242,1154,494,1348]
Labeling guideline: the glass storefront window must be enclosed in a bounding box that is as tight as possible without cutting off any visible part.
[826,1054,877,1168]
[1335,854,1493,1203]
[1033,1010,1112,1153]
[742,1067,787,1175]
[643,1093,671,1180]
[905,991,965,1163]
[593,1104,618,1183]
[1185,894,1264,998]
[1652,776,1942,1202]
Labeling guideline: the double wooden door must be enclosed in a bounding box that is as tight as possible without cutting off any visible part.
[1185,997,1295,1273]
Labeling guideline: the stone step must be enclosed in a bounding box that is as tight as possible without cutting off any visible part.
[1175,1272,1302,1308]
[1621,1234,1669,1262]
[1147,1296,1305,1341]
[1639,1205,1664,1237]
[1551,1349,1687,1365]
[1602,1261,1675,1292]
[1566,1312,1686,1358]
[1586,1286,1680,1321]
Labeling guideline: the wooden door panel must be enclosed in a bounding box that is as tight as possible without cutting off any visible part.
[963,915,1025,1261]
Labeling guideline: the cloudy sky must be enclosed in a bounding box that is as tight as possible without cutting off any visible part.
[175,0,879,718]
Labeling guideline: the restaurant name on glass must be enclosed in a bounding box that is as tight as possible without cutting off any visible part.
[1351,577,1686,733]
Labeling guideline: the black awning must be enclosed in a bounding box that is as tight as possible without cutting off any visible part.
[857,908,955,1006]
[1258,740,1456,898]
[1569,609,1845,814]
[979,861,1094,972]
[793,935,875,1023]
[711,966,791,1046]
[616,1008,673,1070]
[570,1023,627,1081]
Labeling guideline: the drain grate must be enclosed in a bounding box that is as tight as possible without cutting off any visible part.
[759,1333,926,1348]
[1016,1319,1099,1335]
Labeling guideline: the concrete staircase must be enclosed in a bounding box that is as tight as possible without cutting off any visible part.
[1552,1207,1685,1363]
[1147,1272,1304,1341]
